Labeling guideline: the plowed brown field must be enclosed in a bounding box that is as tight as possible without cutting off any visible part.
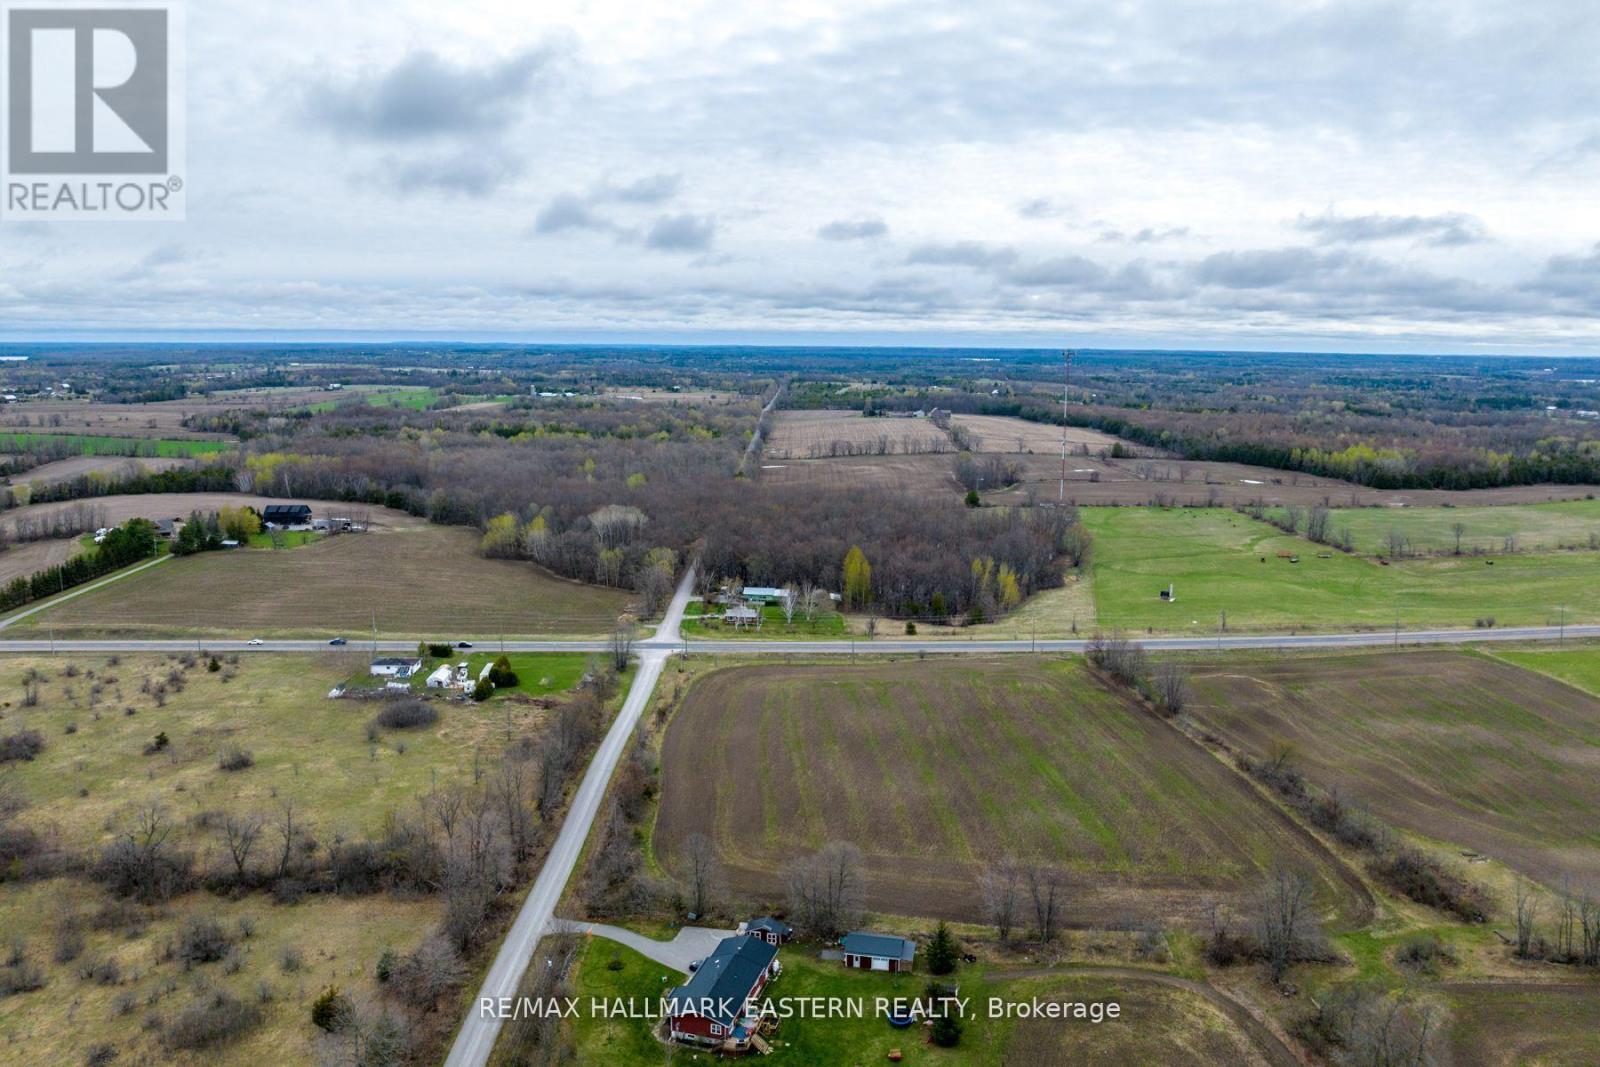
[655,658,1366,928]
[1186,650,1600,890]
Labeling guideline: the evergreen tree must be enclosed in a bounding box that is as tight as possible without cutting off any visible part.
[926,921,959,976]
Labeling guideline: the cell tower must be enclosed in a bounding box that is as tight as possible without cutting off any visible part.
[1059,349,1075,504]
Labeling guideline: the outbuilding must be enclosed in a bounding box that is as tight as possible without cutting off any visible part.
[262,503,313,528]
[840,932,916,973]
[738,917,793,946]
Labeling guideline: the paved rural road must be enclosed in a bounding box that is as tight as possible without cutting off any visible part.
[441,566,697,1067]
[2,621,1597,656]
[547,919,733,974]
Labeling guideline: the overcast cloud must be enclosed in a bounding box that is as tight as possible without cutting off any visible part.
[6,0,1600,351]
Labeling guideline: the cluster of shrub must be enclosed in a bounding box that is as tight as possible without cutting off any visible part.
[1237,750,1492,923]
[0,664,621,1064]
[1084,632,1190,716]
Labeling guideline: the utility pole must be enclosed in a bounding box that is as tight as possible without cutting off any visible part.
[371,607,378,662]
[1560,604,1567,645]
[1059,349,1074,506]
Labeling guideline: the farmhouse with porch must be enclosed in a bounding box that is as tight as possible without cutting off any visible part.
[840,932,916,972]
[665,935,780,1053]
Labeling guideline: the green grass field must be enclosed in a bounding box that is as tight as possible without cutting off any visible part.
[561,940,1278,1067]
[1298,498,1600,557]
[0,432,229,458]
[304,386,439,414]
[1488,644,1600,695]
[1084,507,1600,632]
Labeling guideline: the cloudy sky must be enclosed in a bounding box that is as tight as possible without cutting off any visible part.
[5,0,1600,352]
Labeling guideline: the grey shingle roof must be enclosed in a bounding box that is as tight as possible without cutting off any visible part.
[841,931,916,962]
[667,935,777,1028]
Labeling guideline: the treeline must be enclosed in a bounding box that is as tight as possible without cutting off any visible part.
[0,518,158,612]
[5,463,237,509]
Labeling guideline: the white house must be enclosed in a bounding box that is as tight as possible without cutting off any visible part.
[369,657,422,678]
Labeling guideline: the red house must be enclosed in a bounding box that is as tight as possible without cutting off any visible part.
[666,935,780,1051]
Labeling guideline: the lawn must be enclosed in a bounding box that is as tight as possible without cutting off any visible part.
[680,601,848,639]
[1184,649,1600,892]
[467,652,590,695]
[654,658,1364,929]
[11,524,631,638]
[1083,507,1600,633]
[0,431,229,458]
[1318,498,1600,557]
[561,939,1279,1067]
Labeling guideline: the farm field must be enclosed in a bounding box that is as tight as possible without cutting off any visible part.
[654,658,1364,928]
[949,413,1138,455]
[764,409,951,459]
[0,431,228,457]
[1488,644,1600,695]
[1442,983,1600,1067]
[13,453,194,486]
[11,521,631,637]
[0,536,84,585]
[561,939,1281,1067]
[1318,498,1600,556]
[1084,507,1600,632]
[1184,650,1600,891]
[760,449,1597,511]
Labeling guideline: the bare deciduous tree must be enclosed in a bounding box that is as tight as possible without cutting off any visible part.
[786,841,864,938]
[980,858,1023,942]
[1256,866,1320,982]
[1025,862,1066,942]
[1514,878,1541,958]
[220,813,263,881]
[678,833,722,918]
[609,622,635,672]
[1152,661,1190,716]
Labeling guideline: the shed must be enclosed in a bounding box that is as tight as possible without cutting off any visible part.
[738,917,793,946]
[840,932,916,973]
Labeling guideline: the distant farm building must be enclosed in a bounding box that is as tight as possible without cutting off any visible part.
[262,503,313,528]
[840,932,916,973]
[369,657,422,679]
[666,935,780,1052]
[739,586,791,607]
[153,518,178,540]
